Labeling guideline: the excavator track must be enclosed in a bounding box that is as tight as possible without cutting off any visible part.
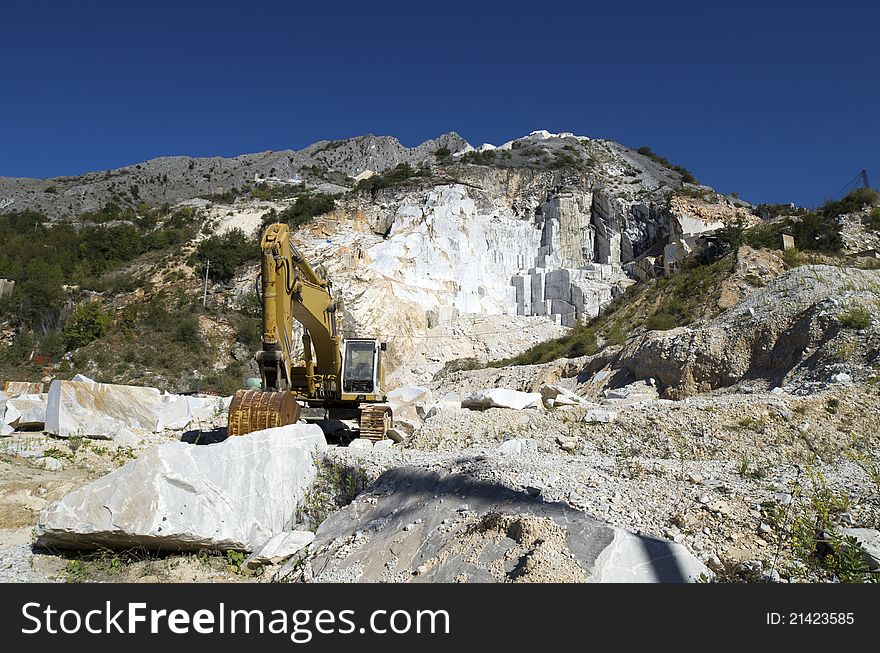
[358,404,392,442]
[227,389,301,437]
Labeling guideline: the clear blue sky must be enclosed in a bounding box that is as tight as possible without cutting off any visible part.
[2,1,878,207]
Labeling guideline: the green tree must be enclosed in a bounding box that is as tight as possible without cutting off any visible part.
[194,228,255,282]
[18,259,65,330]
[63,301,113,349]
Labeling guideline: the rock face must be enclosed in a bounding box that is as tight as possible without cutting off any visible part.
[2,130,748,388]
[0,133,469,218]
[617,265,880,398]
[310,467,710,583]
[462,388,542,410]
[35,424,327,552]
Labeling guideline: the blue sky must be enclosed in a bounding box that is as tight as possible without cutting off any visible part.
[1,1,877,207]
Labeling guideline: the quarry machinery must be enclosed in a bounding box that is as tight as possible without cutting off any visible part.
[227,223,392,440]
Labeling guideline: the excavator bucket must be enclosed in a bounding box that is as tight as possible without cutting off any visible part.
[227,389,301,437]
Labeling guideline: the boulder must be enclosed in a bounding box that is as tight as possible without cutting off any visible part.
[45,379,164,439]
[35,424,327,552]
[188,395,225,424]
[3,381,44,396]
[159,394,191,430]
[388,384,431,404]
[584,408,617,423]
[540,384,587,408]
[841,528,880,570]
[602,380,659,407]
[2,392,21,430]
[387,385,433,422]
[462,388,541,411]
[244,530,315,569]
[160,394,224,431]
[34,456,64,471]
[7,393,47,429]
[385,428,406,443]
[425,392,462,418]
[310,467,710,583]
[496,438,538,455]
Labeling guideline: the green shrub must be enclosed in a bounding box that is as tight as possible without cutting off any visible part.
[250,182,302,201]
[64,302,113,349]
[789,211,842,252]
[715,219,747,249]
[781,247,805,268]
[16,259,65,330]
[821,187,879,218]
[784,470,876,583]
[864,206,880,232]
[461,150,497,165]
[636,146,698,184]
[354,163,426,194]
[839,305,872,330]
[236,316,262,349]
[194,228,255,282]
[274,193,335,229]
[172,313,200,347]
[753,203,808,220]
[644,312,679,331]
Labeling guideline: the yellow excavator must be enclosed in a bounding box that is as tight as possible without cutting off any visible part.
[227,223,392,440]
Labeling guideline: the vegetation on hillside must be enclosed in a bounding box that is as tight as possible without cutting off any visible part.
[718,187,880,255]
[865,206,880,232]
[0,203,259,392]
[353,162,431,195]
[493,254,736,367]
[460,150,497,165]
[0,206,199,330]
[67,290,260,393]
[192,228,256,283]
[636,146,699,184]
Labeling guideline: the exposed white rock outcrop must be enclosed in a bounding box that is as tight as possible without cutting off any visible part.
[35,424,327,552]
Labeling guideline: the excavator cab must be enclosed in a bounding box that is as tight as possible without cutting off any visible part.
[340,339,386,401]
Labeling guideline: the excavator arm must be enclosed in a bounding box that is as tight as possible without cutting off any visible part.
[255,223,341,396]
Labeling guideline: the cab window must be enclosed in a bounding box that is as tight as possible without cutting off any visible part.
[343,341,375,393]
